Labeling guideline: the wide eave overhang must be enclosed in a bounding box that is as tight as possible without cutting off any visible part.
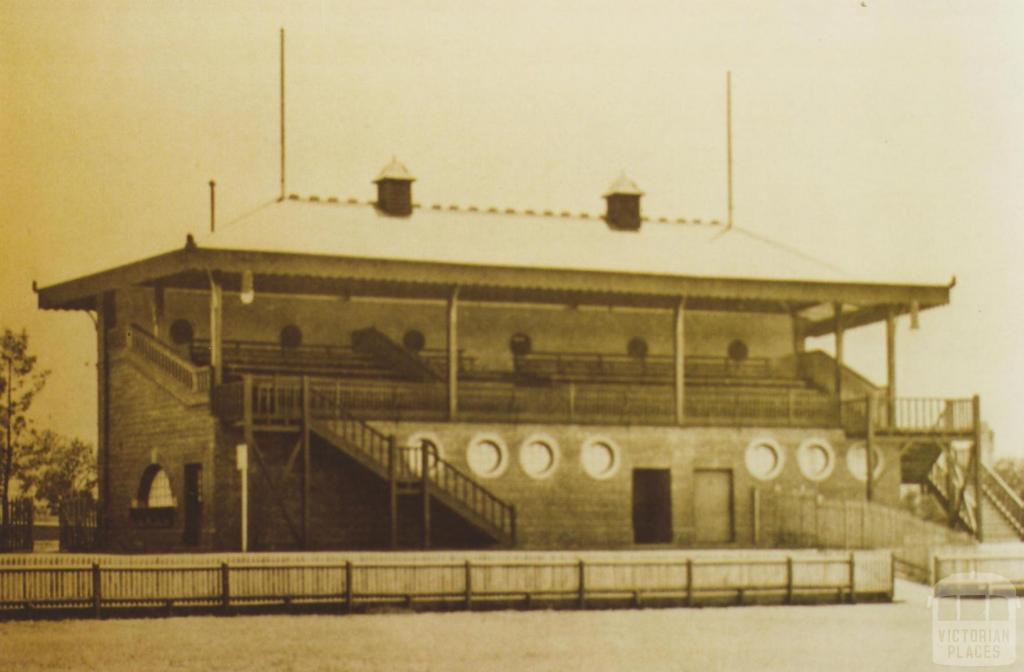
[37,246,952,334]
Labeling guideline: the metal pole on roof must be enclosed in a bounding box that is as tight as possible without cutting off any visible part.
[209,179,216,233]
[279,27,286,202]
[726,71,734,231]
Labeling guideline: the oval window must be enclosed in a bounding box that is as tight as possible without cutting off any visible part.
[519,434,560,479]
[581,437,620,480]
[280,324,303,349]
[797,438,836,481]
[509,333,532,356]
[466,434,508,478]
[169,319,194,345]
[745,438,785,480]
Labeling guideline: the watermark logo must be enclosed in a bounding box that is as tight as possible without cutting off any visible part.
[930,572,1020,667]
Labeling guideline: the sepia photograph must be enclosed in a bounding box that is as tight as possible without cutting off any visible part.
[1,1,1022,670]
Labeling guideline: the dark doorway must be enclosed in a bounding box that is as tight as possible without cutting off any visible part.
[183,463,203,546]
[693,469,734,544]
[632,469,673,544]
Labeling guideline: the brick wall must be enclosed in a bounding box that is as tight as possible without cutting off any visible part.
[104,353,218,552]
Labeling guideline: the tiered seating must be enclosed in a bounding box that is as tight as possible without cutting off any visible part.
[191,340,401,380]
[513,352,809,390]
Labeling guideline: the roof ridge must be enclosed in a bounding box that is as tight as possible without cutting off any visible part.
[276,192,720,227]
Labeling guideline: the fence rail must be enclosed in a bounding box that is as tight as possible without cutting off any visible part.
[757,490,974,581]
[0,549,892,618]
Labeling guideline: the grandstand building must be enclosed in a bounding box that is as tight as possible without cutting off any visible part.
[36,160,1022,552]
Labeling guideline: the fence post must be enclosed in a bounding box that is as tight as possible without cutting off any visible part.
[91,563,102,619]
[785,557,793,605]
[464,560,473,610]
[848,552,856,604]
[577,559,586,609]
[221,562,230,613]
[345,561,354,610]
[685,558,694,607]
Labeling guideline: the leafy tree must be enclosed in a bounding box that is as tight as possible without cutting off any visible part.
[0,329,50,526]
[17,430,97,515]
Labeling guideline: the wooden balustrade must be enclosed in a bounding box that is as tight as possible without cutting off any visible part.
[110,325,211,394]
[843,395,975,436]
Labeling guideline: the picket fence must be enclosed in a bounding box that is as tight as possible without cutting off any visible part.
[0,548,893,618]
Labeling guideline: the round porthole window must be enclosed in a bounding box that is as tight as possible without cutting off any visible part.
[627,337,648,360]
[796,438,836,481]
[728,339,749,362]
[169,319,194,345]
[580,436,620,480]
[466,433,509,478]
[509,333,532,356]
[519,434,560,479]
[280,324,303,348]
[846,442,884,482]
[404,431,444,477]
[402,329,426,352]
[745,438,785,480]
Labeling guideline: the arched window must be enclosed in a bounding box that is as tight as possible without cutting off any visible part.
[509,333,532,356]
[280,324,303,349]
[169,319,194,345]
[131,464,176,527]
[137,465,175,508]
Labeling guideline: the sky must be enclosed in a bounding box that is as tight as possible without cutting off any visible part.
[1,1,1023,455]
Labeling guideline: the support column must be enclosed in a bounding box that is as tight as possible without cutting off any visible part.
[95,292,114,547]
[945,443,957,529]
[447,287,459,421]
[301,375,311,549]
[674,298,686,425]
[885,307,896,427]
[833,303,844,414]
[972,395,984,541]
[865,393,875,502]
[241,375,253,552]
[209,276,223,386]
[388,436,398,549]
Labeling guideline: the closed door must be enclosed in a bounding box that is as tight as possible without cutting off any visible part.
[632,469,673,544]
[184,463,203,546]
[693,469,734,544]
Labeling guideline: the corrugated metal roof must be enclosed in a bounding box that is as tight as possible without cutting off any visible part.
[193,199,857,285]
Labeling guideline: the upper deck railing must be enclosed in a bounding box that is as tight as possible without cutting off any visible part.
[840,396,976,437]
[214,376,837,428]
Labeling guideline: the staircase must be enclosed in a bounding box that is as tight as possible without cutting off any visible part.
[351,327,442,382]
[306,386,516,546]
[924,454,1024,542]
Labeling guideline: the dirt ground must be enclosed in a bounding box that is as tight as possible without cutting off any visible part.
[0,581,1018,671]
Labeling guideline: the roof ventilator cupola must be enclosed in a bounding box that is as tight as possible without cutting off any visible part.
[373,157,415,217]
[603,174,643,231]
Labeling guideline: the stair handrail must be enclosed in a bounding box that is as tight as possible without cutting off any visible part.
[418,438,516,542]
[308,387,515,540]
[113,324,211,393]
[981,463,1024,534]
